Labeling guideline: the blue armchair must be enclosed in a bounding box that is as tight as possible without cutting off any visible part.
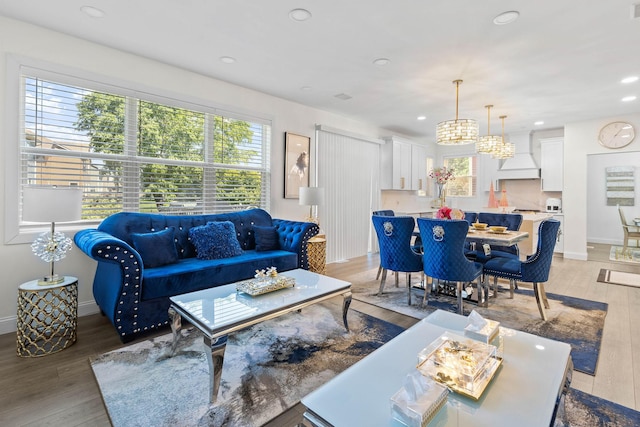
[372,215,424,305]
[482,219,560,320]
[417,218,485,314]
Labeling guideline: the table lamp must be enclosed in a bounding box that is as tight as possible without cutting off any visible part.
[23,186,83,285]
[299,186,325,224]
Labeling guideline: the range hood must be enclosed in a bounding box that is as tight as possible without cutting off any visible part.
[495,131,540,180]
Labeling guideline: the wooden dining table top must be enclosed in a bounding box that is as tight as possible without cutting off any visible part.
[465,228,529,247]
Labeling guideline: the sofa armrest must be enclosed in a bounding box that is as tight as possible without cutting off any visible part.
[272,219,319,270]
[74,229,144,340]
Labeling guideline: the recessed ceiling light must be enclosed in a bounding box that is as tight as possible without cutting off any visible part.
[219,56,236,64]
[80,6,105,18]
[622,95,637,102]
[621,76,639,84]
[534,121,544,126]
[493,11,519,25]
[334,93,352,101]
[300,86,312,91]
[289,8,312,21]
[417,116,427,121]
[372,58,390,66]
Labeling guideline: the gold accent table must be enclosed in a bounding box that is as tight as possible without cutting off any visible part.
[307,236,326,274]
[17,276,78,357]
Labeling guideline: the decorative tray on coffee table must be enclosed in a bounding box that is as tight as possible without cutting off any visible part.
[416,332,501,400]
[235,275,295,296]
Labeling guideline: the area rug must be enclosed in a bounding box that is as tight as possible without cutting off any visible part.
[348,268,607,375]
[597,268,640,289]
[90,303,403,427]
[609,245,640,263]
[561,388,640,427]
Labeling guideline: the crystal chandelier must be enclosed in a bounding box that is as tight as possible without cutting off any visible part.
[436,80,478,145]
[491,115,515,159]
[476,104,502,154]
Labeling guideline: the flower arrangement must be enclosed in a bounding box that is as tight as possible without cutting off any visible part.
[436,206,465,220]
[429,167,455,185]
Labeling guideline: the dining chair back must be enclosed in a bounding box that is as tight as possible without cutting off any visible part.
[618,205,640,250]
[372,210,395,279]
[482,219,560,320]
[417,218,484,314]
[372,210,395,217]
[474,212,524,261]
[372,215,423,305]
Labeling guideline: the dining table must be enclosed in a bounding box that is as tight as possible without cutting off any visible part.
[465,228,529,248]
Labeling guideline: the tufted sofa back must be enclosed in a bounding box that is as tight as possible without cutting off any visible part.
[98,208,274,259]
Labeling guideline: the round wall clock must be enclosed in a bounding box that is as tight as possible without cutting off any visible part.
[598,121,635,149]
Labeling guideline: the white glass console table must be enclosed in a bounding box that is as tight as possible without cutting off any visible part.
[302,310,572,427]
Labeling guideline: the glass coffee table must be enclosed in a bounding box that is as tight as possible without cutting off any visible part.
[168,268,352,403]
[302,309,572,427]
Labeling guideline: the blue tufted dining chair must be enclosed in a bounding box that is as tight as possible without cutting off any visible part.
[482,219,560,320]
[472,212,524,262]
[417,218,485,314]
[373,210,396,281]
[372,215,424,305]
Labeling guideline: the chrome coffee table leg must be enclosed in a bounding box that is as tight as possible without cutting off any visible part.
[168,306,182,356]
[342,291,352,332]
[204,335,228,403]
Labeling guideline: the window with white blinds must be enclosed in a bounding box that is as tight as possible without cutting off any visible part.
[19,72,271,223]
[443,155,477,197]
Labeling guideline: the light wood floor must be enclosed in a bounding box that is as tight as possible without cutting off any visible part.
[0,243,637,426]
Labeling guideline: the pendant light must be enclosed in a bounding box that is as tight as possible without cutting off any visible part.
[492,115,515,159]
[476,104,502,154]
[436,80,479,145]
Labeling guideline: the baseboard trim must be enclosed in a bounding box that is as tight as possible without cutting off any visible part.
[0,300,100,335]
[563,251,588,261]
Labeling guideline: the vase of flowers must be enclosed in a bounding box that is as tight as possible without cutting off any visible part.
[429,167,455,207]
[436,206,465,220]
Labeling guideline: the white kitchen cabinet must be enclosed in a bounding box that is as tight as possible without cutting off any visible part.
[553,214,564,253]
[381,136,426,191]
[540,137,563,191]
[411,144,427,193]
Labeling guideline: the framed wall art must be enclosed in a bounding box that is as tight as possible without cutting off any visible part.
[605,166,635,206]
[284,132,310,199]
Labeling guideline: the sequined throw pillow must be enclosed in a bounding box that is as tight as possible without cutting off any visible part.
[189,221,244,260]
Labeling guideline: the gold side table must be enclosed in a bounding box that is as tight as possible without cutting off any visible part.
[308,236,327,275]
[17,276,78,357]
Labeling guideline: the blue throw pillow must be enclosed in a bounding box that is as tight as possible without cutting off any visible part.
[131,227,179,268]
[254,225,280,251]
[189,221,244,260]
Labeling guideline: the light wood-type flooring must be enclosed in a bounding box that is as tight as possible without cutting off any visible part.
[0,243,638,426]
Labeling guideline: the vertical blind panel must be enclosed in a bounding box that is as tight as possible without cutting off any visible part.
[317,129,380,263]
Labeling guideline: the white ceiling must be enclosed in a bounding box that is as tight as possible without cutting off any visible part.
[1,0,639,139]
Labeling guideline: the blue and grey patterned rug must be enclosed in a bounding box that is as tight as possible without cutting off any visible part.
[349,268,607,375]
[91,300,637,427]
[561,388,640,427]
[91,303,403,427]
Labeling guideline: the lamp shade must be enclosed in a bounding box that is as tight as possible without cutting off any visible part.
[299,187,325,206]
[23,186,83,223]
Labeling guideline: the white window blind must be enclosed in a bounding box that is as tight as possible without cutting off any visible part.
[444,155,477,197]
[19,71,271,223]
[316,127,382,263]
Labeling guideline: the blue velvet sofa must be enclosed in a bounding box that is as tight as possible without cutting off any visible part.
[74,208,319,342]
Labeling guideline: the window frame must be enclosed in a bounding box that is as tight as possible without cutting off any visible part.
[5,56,272,244]
[443,155,477,198]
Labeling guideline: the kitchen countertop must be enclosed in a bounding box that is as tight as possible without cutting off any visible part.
[520,212,554,221]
